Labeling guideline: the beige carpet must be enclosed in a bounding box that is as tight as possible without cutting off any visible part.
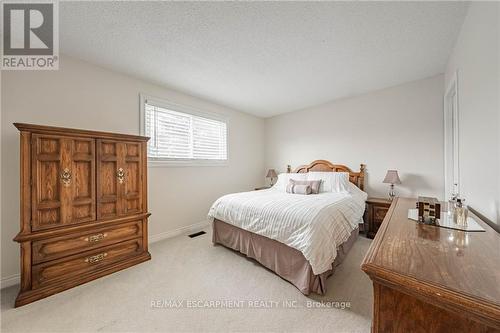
[1,227,373,332]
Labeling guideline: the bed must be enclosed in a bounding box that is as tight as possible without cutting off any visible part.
[208,160,367,295]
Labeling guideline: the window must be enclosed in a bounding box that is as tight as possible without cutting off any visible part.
[140,95,228,165]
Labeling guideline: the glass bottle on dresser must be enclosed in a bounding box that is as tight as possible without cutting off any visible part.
[454,198,468,227]
[447,193,458,216]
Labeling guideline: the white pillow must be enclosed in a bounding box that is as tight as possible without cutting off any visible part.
[347,181,365,196]
[306,172,350,193]
[273,173,307,192]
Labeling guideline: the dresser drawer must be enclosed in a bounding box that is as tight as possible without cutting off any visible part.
[32,238,143,288]
[32,220,143,264]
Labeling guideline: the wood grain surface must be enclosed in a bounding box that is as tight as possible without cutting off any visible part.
[362,197,500,332]
[13,123,151,307]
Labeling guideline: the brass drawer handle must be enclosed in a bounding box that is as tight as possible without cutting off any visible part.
[84,252,107,264]
[61,168,71,187]
[117,168,125,184]
[84,233,107,243]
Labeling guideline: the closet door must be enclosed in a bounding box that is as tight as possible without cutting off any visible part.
[97,140,143,219]
[31,135,95,231]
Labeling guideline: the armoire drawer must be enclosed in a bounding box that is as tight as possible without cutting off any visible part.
[32,238,144,289]
[32,220,143,264]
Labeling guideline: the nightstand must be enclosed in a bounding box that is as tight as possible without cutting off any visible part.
[364,197,392,238]
[255,186,271,190]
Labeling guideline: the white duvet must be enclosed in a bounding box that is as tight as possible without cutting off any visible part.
[208,184,367,275]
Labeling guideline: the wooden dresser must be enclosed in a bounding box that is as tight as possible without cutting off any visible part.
[362,197,500,332]
[13,123,151,307]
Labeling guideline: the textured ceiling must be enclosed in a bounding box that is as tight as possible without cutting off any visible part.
[60,2,468,117]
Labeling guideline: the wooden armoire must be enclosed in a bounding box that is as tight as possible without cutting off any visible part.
[13,123,151,307]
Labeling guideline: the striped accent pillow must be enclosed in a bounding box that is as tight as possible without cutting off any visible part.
[286,179,321,194]
[286,183,312,195]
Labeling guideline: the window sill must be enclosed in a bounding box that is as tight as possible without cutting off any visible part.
[147,160,228,168]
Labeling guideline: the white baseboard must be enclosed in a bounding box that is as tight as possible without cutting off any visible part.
[1,221,210,290]
[149,220,210,244]
[1,274,20,289]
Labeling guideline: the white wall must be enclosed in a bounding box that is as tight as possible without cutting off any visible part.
[1,55,265,284]
[265,75,445,199]
[445,2,499,224]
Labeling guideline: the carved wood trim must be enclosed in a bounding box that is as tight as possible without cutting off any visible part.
[19,131,32,235]
[14,123,150,142]
[291,159,366,191]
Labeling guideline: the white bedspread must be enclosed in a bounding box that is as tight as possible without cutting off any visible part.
[208,185,367,275]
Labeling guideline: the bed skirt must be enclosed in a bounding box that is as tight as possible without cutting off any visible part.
[212,219,359,295]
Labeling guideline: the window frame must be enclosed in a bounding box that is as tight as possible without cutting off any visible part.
[139,93,229,167]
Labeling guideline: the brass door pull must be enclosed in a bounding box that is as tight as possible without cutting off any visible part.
[84,233,107,243]
[117,168,125,184]
[61,168,71,187]
[84,252,107,264]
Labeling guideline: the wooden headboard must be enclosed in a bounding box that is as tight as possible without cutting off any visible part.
[287,160,366,191]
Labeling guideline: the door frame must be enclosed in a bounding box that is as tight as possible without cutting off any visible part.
[444,70,460,199]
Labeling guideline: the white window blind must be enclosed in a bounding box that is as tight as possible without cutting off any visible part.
[144,101,227,162]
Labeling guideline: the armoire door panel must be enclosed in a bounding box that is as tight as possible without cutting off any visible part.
[122,142,142,216]
[31,135,96,231]
[38,161,60,202]
[97,140,120,219]
[73,162,92,199]
[97,140,144,218]
[100,162,118,196]
[32,135,64,231]
[59,139,73,226]
[70,138,96,223]
[126,142,140,157]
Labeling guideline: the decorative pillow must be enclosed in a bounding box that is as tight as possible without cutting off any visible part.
[288,179,321,194]
[306,172,350,193]
[286,183,312,195]
[273,173,307,192]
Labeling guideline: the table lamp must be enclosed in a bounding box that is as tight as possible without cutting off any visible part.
[266,169,278,186]
[383,170,401,200]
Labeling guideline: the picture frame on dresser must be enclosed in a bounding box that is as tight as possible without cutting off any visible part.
[13,123,151,307]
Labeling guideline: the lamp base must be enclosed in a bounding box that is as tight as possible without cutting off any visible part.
[388,184,396,200]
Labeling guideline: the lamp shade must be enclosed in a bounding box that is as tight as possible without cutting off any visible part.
[383,170,401,184]
[266,169,278,179]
